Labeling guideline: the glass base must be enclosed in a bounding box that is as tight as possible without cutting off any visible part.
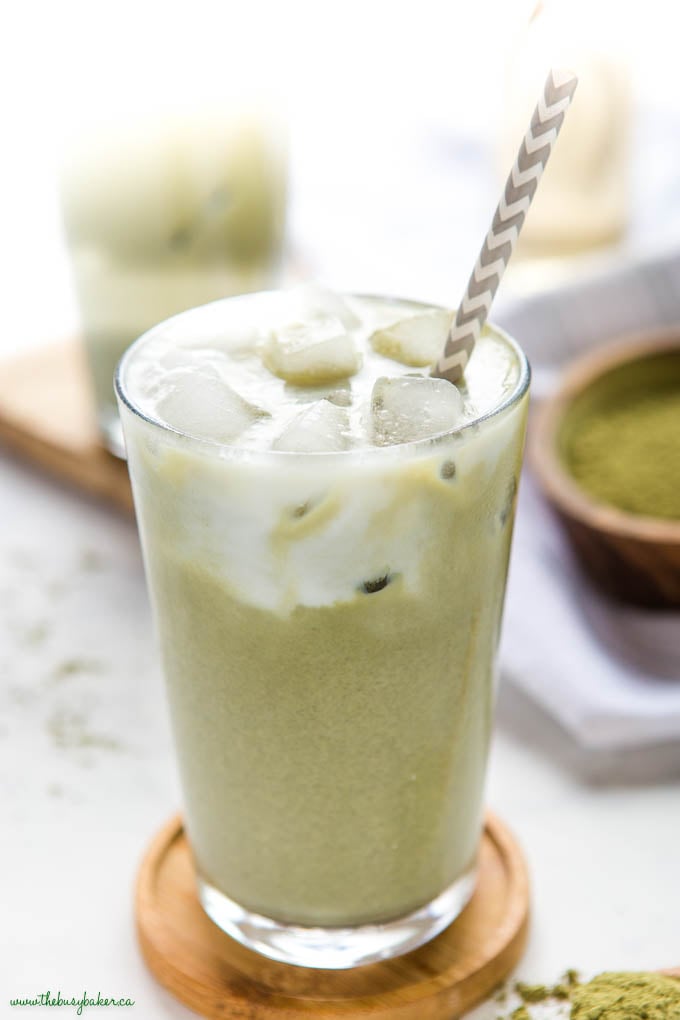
[98,409,126,460]
[198,867,477,969]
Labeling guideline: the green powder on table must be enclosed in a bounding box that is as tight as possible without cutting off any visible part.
[570,972,680,1019]
[498,971,680,1019]
[562,385,680,520]
[516,980,571,1002]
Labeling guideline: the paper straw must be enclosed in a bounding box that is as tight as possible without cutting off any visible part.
[434,68,578,383]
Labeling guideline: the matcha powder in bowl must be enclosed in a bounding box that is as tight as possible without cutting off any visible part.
[558,347,680,522]
[564,388,680,520]
[531,333,680,607]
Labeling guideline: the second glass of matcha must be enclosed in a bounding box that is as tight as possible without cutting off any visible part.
[117,288,529,968]
[61,106,287,457]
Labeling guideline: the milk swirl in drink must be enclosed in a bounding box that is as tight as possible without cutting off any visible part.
[117,287,529,968]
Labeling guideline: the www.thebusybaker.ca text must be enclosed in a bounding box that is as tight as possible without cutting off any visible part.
[9,990,135,1015]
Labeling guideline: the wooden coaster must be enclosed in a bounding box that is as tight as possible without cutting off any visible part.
[0,341,133,512]
[136,813,529,1019]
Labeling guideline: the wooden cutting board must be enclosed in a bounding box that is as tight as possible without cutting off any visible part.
[0,341,133,512]
[136,812,530,1019]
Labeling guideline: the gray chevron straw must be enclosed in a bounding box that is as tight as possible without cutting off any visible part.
[434,68,578,383]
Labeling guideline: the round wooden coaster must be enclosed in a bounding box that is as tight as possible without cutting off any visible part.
[136,812,529,1019]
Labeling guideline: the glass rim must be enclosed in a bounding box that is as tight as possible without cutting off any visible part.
[115,290,531,464]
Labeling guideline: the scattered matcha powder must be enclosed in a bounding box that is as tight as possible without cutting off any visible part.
[498,971,680,1019]
[516,978,575,1004]
[570,972,680,1020]
[79,548,106,572]
[51,658,105,682]
[516,983,554,1003]
[48,709,121,752]
[21,620,50,648]
[495,984,509,1004]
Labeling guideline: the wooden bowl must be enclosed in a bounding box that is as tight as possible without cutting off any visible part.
[530,328,680,608]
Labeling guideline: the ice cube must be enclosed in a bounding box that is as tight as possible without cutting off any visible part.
[263,317,361,385]
[281,285,361,330]
[273,399,350,453]
[159,346,230,376]
[326,386,352,407]
[369,309,452,367]
[371,376,463,445]
[156,367,268,444]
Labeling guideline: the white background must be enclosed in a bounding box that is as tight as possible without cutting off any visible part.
[3,0,680,351]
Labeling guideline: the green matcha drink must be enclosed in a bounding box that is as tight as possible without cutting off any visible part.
[116,288,529,968]
[61,110,286,456]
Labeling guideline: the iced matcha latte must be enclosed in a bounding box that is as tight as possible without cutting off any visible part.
[61,112,286,456]
[117,288,529,968]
